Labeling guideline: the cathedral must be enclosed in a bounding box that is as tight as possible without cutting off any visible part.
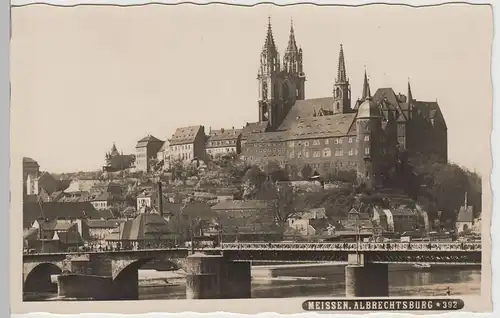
[241,19,448,188]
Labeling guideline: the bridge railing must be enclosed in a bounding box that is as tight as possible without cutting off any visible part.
[220,242,482,252]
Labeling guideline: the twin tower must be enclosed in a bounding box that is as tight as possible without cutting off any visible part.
[257,18,353,130]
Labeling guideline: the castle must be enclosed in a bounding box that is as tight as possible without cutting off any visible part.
[241,19,448,188]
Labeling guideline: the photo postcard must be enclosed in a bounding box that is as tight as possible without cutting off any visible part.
[9,0,493,314]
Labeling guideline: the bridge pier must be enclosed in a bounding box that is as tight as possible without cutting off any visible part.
[57,274,114,300]
[345,253,389,297]
[112,268,139,300]
[185,253,251,299]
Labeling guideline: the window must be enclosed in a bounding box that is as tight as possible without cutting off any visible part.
[364,135,370,141]
[289,141,295,147]
[355,149,358,155]
[348,137,353,143]
[334,139,339,144]
[381,148,386,155]
[305,151,310,158]
[313,151,321,158]
[335,149,344,156]
[323,148,331,157]
[325,139,329,145]
[304,141,310,147]
[365,147,370,155]
[313,140,320,146]
[297,152,302,158]
[380,136,385,142]
[349,149,354,156]
[289,151,295,159]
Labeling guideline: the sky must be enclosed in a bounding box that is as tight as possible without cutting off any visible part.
[10,3,493,174]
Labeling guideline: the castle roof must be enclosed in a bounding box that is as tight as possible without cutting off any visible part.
[170,125,204,145]
[285,112,357,141]
[207,128,242,142]
[136,134,163,148]
[241,122,269,139]
[246,131,288,143]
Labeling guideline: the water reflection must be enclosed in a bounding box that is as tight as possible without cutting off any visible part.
[138,267,481,300]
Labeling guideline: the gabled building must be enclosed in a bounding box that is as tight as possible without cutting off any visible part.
[456,193,474,233]
[135,134,164,172]
[206,127,243,157]
[169,125,206,162]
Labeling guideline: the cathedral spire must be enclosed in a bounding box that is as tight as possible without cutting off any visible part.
[286,19,298,53]
[336,44,348,83]
[263,16,277,52]
[362,68,371,100]
[259,17,280,76]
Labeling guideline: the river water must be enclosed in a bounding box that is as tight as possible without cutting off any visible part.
[25,264,480,301]
[138,265,481,300]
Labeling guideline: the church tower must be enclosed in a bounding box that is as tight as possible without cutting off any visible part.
[282,20,306,101]
[257,18,282,130]
[332,44,352,114]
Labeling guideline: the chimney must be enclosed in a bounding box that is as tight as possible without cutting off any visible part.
[464,192,468,208]
[157,181,163,217]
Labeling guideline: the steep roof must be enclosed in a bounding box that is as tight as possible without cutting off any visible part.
[246,131,288,143]
[170,126,204,145]
[241,122,269,139]
[23,157,39,165]
[278,97,335,130]
[207,128,242,142]
[457,205,474,223]
[285,112,357,140]
[136,135,163,148]
[211,200,270,211]
[93,192,125,202]
[23,202,112,228]
[54,231,83,245]
[105,212,172,241]
[164,202,214,219]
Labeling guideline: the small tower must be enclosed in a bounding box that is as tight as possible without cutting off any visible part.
[283,19,306,101]
[257,17,282,129]
[355,99,382,189]
[407,79,414,119]
[361,69,371,100]
[333,44,352,114]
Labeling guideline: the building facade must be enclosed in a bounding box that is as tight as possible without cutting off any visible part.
[169,125,206,162]
[135,135,164,172]
[205,127,242,157]
[241,19,448,188]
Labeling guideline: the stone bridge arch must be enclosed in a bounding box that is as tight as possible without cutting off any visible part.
[111,256,186,280]
[23,262,64,293]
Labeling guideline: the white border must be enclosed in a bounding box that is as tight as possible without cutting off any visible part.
[6,0,498,317]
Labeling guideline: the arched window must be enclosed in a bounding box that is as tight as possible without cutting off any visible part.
[336,102,340,111]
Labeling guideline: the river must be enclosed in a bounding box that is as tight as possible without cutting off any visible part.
[137,264,480,300]
[25,264,481,301]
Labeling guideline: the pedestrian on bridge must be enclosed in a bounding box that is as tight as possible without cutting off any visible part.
[446,286,451,296]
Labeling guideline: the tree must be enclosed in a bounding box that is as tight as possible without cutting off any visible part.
[242,165,267,199]
[300,164,313,180]
[255,181,302,233]
[264,161,288,182]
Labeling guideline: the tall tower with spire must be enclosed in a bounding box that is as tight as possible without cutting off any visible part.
[332,44,352,114]
[257,17,282,129]
[282,20,306,101]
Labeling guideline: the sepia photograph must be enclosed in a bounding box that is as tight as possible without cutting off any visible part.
[10,0,493,314]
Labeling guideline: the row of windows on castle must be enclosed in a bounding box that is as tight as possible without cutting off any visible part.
[245,146,388,162]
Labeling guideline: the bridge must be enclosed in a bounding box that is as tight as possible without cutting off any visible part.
[23,242,481,300]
